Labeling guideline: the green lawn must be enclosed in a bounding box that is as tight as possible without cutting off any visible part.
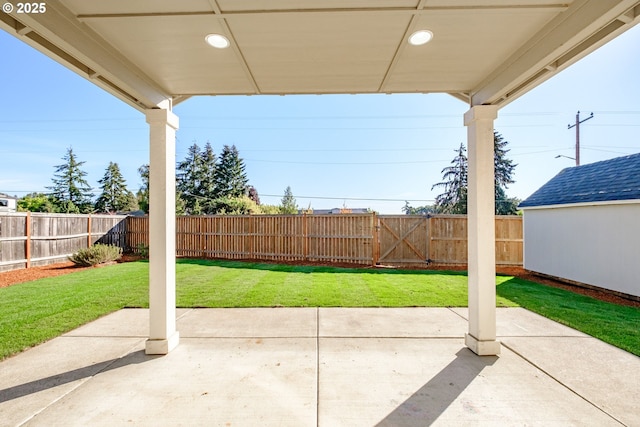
[1,259,638,360]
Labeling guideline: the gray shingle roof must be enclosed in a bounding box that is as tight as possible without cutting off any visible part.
[519,152,640,208]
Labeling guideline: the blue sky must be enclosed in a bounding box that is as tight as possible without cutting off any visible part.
[1,24,639,214]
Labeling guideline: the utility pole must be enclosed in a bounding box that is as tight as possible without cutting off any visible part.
[567,111,594,166]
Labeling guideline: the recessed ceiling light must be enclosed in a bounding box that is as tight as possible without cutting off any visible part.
[408,30,433,46]
[205,33,230,49]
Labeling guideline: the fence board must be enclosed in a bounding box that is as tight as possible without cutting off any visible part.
[0,214,27,269]
[495,216,524,266]
[429,215,468,265]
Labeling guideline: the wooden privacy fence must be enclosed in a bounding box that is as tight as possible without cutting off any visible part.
[0,213,127,272]
[127,214,522,267]
[378,215,523,266]
[127,214,376,264]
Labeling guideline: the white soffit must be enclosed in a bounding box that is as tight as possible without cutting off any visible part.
[1,0,638,110]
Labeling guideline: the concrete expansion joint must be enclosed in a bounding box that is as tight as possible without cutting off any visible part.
[16,339,146,427]
[499,335,594,339]
[315,307,320,426]
[499,341,625,426]
[446,307,469,321]
[176,308,195,321]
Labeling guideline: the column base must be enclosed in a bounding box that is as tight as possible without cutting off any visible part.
[465,333,501,356]
[145,332,180,355]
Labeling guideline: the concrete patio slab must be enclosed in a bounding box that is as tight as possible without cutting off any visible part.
[502,336,640,426]
[1,307,637,426]
[63,309,192,338]
[318,338,620,426]
[177,307,318,338]
[0,337,144,426]
[450,307,590,337]
[319,307,467,338]
[22,338,318,427]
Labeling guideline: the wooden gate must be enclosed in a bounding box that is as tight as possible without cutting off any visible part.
[377,215,428,265]
[376,214,522,266]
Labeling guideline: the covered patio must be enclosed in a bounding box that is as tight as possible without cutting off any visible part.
[3,0,640,357]
[1,3,640,422]
[1,307,638,425]
[3,0,638,357]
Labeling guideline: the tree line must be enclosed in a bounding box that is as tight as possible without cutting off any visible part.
[16,132,519,215]
[17,143,299,215]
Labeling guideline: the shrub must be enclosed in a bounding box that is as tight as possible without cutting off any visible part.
[69,244,123,267]
[135,243,149,258]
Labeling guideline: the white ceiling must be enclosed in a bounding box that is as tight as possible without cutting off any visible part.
[2,0,639,110]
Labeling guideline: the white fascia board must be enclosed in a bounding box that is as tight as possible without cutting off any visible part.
[0,3,171,111]
[520,199,640,210]
[471,0,640,107]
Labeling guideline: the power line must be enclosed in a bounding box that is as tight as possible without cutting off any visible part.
[581,147,635,155]
[244,158,447,165]
[0,110,637,125]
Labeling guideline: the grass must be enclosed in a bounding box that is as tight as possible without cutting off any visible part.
[0,259,638,359]
[497,277,640,356]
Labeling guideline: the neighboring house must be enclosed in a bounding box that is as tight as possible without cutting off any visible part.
[519,153,640,299]
[0,194,17,212]
[299,208,370,215]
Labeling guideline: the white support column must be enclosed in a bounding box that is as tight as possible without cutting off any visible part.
[145,108,180,355]
[464,105,501,356]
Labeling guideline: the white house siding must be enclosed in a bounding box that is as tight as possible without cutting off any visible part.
[0,197,17,212]
[523,203,640,298]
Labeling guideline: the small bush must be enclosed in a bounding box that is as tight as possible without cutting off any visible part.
[69,244,123,267]
[135,243,149,258]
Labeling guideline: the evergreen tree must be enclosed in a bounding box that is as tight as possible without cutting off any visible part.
[177,143,203,214]
[432,143,467,214]
[47,147,94,213]
[95,162,137,213]
[432,132,519,215]
[199,142,218,214]
[214,145,248,198]
[280,186,298,214]
[493,132,518,215]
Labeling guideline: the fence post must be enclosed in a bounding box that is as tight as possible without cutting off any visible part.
[249,215,255,259]
[372,212,379,266]
[25,212,31,269]
[425,214,431,264]
[303,213,308,262]
[87,214,92,248]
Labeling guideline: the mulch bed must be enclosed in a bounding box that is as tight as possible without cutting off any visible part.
[1,257,637,308]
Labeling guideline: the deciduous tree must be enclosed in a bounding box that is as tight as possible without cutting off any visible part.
[136,164,150,213]
[17,193,57,212]
[402,202,436,215]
